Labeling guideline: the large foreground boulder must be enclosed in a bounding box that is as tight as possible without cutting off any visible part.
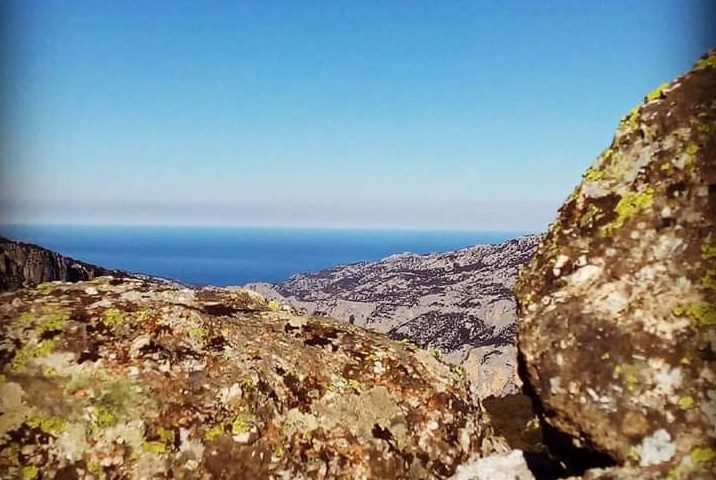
[0,277,496,479]
[516,50,715,477]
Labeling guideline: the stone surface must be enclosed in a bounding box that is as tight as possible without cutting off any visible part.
[515,50,716,477]
[0,276,497,479]
[0,236,122,292]
[247,235,539,399]
[448,450,535,480]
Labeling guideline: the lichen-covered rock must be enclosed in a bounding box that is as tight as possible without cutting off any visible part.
[515,50,716,478]
[0,276,497,479]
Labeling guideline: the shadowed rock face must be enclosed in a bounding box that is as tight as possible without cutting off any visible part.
[516,50,716,477]
[0,277,499,479]
[0,237,119,291]
[247,235,540,399]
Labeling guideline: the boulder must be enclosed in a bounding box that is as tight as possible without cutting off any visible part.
[0,277,497,479]
[515,50,715,478]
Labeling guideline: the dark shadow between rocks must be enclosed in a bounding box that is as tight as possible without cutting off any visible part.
[515,349,617,479]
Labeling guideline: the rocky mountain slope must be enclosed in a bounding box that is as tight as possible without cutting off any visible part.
[247,235,540,399]
[515,50,715,477]
[0,236,122,291]
[0,277,501,479]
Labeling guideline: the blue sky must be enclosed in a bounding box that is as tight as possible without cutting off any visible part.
[1,0,713,230]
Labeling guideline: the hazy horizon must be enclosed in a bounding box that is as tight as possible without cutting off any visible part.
[0,221,532,235]
[1,1,714,230]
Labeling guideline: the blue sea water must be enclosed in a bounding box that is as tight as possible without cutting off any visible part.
[0,225,524,286]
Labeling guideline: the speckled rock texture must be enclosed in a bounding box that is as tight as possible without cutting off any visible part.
[516,50,716,478]
[0,276,499,479]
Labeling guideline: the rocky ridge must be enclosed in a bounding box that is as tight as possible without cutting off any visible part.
[247,235,540,399]
[0,236,122,292]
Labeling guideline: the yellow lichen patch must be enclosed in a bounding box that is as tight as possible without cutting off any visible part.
[579,204,602,229]
[87,460,105,479]
[672,302,716,327]
[187,326,206,345]
[21,466,39,479]
[618,106,640,132]
[450,365,466,383]
[677,396,695,410]
[239,377,254,390]
[627,446,641,462]
[231,412,255,434]
[142,440,167,454]
[26,414,67,435]
[645,82,670,101]
[35,283,56,295]
[521,292,532,307]
[137,309,151,322]
[273,446,285,459]
[694,54,716,70]
[267,300,281,312]
[584,168,605,181]
[397,338,418,352]
[71,375,141,434]
[691,446,716,463]
[603,187,655,235]
[328,374,363,394]
[702,243,716,260]
[203,423,225,441]
[684,142,700,167]
[103,308,124,327]
[35,312,69,336]
[11,339,57,371]
[613,364,642,391]
[91,406,119,429]
[701,271,716,291]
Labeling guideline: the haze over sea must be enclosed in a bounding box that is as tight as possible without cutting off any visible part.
[0,225,524,286]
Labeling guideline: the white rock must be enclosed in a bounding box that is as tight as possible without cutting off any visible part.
[635,429,676,466]
[568,265,602,286]
[449,450,535,480]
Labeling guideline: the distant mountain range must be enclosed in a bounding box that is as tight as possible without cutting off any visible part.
[1,232,539,398]
[246,234,540,398]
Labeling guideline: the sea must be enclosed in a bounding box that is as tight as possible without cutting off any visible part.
[0,225,525,287]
